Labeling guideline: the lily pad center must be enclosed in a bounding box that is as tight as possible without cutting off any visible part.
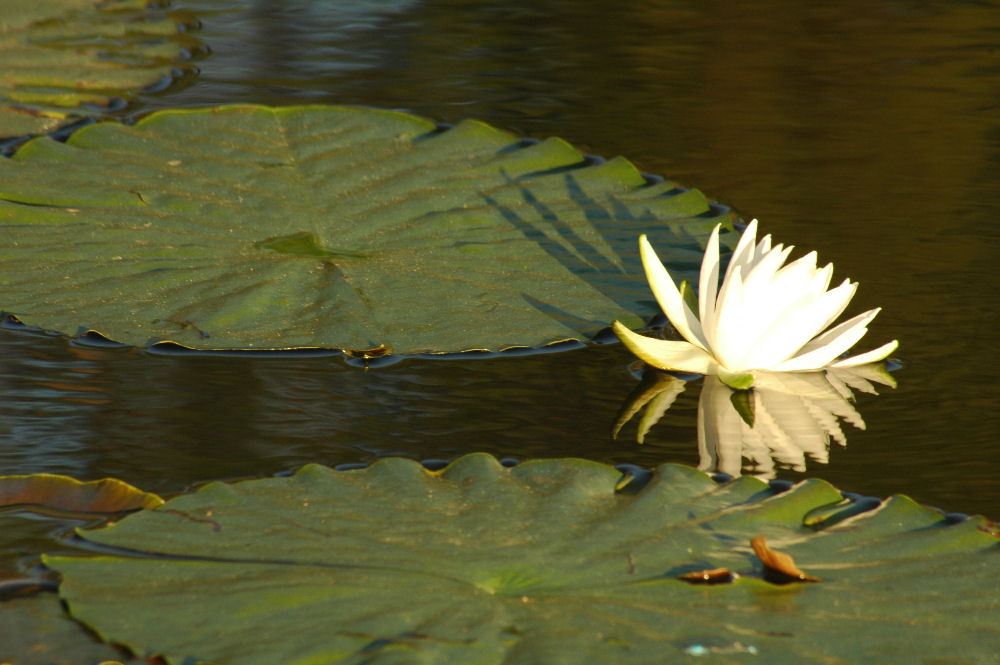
[254,231,366,260]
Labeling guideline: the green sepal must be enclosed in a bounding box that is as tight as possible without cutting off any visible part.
[678,279,698,317]
[719,368,754,390]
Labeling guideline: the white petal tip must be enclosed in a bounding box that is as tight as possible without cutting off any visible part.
[831,339,899,368]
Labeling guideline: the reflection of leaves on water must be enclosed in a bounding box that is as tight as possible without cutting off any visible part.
[484,168,730,325]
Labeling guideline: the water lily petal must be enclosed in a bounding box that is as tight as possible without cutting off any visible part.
[742,278,859,369]
[792,308,881,358]
[722,218,759,285]
[743,254,831,347]
[740,243,796,308]
[698,224,721,346]
[831,339,899,368]
[612,321,717,374]
[811,260,835,296]
[772,307,880,371]
[772,329,866,371]
[750,232,773,271]
[720,245,834,369]
[770,252,827,301]
[801,263,853,335]
[639,235,709,350]
[728,244,803,352]
[709,263,749,368]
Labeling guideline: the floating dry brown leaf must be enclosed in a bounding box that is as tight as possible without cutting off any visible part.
[0,474,163,517]
[750,535,821,584]
[676,567,737,585]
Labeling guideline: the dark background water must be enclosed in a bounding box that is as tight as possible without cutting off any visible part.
[2,0,999,576]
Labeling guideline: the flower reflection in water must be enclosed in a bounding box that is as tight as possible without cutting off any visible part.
[613,363,896,479]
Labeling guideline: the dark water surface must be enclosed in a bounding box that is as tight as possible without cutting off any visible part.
[3,0,999,575]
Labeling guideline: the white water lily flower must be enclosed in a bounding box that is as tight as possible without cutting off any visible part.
[612,220,898,389]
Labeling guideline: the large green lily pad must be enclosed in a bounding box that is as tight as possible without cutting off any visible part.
[0,0,189,138]
[45,454,1000,664]
[0,104,731,354]
[0,592,142,665]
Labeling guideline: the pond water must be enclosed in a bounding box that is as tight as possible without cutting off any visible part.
[2,0,999,577]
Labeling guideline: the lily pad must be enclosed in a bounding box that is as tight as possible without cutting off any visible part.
[0,104,731,354]
[0,0,189,138]
[0,592,140,665]
[44,454,1000,664]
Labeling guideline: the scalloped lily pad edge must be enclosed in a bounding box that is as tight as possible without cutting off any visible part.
[57,453,1000,548]
[37,454,999,593]
[0,312,601,365]
[0,0,202,147]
